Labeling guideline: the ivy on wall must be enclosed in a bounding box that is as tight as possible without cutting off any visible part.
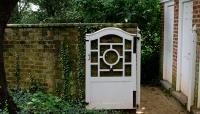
[15,53,20,90]
[76,25,101,99]
[59,39,71,100]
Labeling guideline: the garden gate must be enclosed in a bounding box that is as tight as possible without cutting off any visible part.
[85,27,141,109]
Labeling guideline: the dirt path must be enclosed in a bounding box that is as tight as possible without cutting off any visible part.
[138,86,189,114]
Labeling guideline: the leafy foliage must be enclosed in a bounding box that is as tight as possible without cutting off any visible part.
[28,73,45,93]
[14,54,20,90]
[0,101,9,114]
[9,90,127,114]
[76,26,101,99]
[9,0,160,83]
[59,40,71,99]
[9,0,82,23]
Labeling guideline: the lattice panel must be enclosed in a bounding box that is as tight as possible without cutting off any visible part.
[90,35,133,77]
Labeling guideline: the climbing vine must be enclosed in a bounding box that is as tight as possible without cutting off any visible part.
[59,39,71,99]
[77,25,101,99]
[15,53,20,90]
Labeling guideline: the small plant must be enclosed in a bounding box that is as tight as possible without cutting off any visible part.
[10,90,128,114]
[28,73,44,93]
[0,101,9,114]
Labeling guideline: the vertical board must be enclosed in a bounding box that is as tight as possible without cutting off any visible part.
[180,1,193,97]
[177,0,195,111]
[163,1,174,84]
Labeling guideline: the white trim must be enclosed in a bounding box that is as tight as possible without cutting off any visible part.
[163,0,174,84]
[176,0,194,111]
[85,38,91,103]
[160,0,174,4]
[136,27,141,107]
[176,0,193,92]
[187,24,196,111]
[86,27,136,41]
[102,49,120,67]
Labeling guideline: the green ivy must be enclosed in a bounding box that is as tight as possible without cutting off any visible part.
[10,90,127,114]
[59,39,71,99]
[77,25,101,99]
[14,54,20,90]
[0,101,9,114]
[28,73,45,93]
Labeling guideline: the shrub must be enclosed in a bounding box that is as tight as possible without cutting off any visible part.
[10,90,127,114]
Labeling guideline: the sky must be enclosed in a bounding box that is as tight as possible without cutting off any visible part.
[30,3,39,11]
[18,1,39,12]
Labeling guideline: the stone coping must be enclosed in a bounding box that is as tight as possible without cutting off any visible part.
[6,23,137,28]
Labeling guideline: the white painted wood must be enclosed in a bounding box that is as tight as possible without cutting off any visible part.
[177,0,194,111]
[88,82,135,109]
[85,36,91,103]
[85,27,139,109]
[189,25,197,109]
[163,1,174,84]
[136,27,141,107]
[123,38,125,77]
[86,27,136,41]
[180,0,192,97]
[160,0,174,3]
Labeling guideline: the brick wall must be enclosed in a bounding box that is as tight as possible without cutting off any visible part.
[160,3,165,79]
[162,0,200,108]
[160,0,178,88]
[193,0,200,107]
[3,23,137,95]
[172,0,179,88]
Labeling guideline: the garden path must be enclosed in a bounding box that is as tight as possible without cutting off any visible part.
[136,86,189,114]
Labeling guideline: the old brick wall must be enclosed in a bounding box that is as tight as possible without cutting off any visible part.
[172,0,179,88]
[160,0,178,88]
[193,0,200,107]
[161,0,200,108]
[3,23,137,94]
[160,3,164,79]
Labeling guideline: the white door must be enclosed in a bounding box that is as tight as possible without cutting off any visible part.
[85,27,138,109]
[180,1,193,96]
[163,2,174,83]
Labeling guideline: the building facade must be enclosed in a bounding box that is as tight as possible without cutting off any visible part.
[161,0,200,111]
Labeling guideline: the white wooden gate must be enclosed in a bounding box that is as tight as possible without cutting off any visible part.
[85,27,141,109]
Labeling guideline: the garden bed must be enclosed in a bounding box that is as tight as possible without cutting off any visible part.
[1,90,131,114]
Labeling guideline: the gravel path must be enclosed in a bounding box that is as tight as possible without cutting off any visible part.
[137,86,189,114]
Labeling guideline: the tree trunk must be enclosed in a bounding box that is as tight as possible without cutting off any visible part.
[0,0,19,113]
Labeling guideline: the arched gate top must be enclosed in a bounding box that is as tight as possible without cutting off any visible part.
[86,27,137,41]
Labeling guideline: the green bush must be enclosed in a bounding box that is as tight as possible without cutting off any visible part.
[10,90,127,114]
[0,101,9,114]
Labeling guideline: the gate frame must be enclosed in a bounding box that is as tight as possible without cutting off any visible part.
[176,0,195,111]
[85,27,141,109]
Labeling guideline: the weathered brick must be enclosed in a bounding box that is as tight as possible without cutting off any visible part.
[4,23,137,94]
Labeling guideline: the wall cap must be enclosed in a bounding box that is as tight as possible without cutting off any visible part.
[6,23,137,28]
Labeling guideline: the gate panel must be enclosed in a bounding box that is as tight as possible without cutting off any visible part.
[85,27,140,109]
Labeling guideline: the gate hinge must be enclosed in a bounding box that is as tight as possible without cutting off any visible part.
[133,91,136,108]
[133,37,138,53]
[85,39,89,42]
